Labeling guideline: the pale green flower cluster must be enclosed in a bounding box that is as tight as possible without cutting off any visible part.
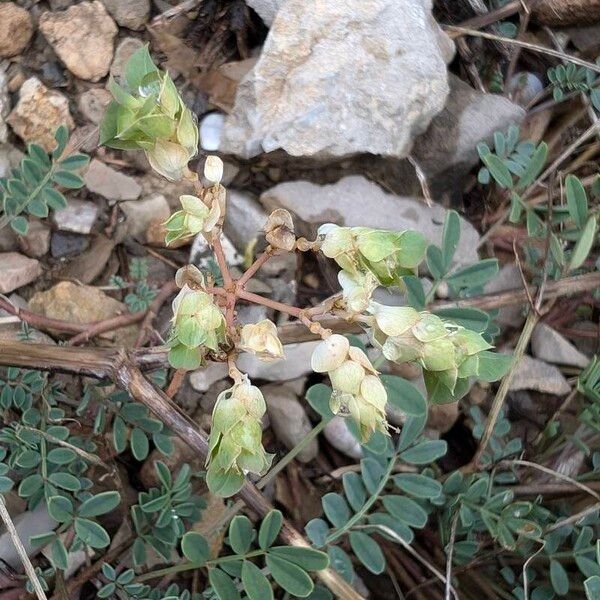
[165,193,222,245]
[319,223,427,287]
[368,303,492,396]
[238,319,285,362]
[311,334,388,441]
[207,378,273,497]
[167,284,226,370]
[100,46,198,181]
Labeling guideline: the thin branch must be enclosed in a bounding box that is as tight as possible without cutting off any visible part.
[446,26,600,74]
[0,497,48,600]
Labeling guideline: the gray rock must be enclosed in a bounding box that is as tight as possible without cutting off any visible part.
[101,0,150,30]
[506,72,544,107]
[0,143,22,178]
[0,252,42,293]
[237,341,320,381]
[324,417,363,459]
[78,88,112,125]
[221,0,453,158]
[0,69,9,143]
[53,199,98,234]
[190,232,242,269]
[531,323,589,369]
[260,176,479,265]
[51,232,90,257]
[509,355,571,396]
[0,503,56,568]
[262,384,318,462]
[410,74,525,194]
[84,158,141,201]
[190,362,228,393]
[18,220,51,258]
[224,190,268,252]
[484,264,525,327]
[246,0,282,24]
[121,193,170,241]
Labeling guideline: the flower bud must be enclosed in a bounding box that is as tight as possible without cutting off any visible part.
[204,155,224,184]
[167,285,227,370]
[164,194,221,245]
[338,270,377,314]
[206,378,273,497]
[264,209,296,251]
[175,264,205,289]
[311,334,350,373]
[147,140,193,182]
[238,319,285,362]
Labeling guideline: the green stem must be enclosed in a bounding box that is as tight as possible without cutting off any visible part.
[325,452,397,545]
[135,549,266,582]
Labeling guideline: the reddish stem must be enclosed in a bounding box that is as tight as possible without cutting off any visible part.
[237,250,274,288]
[236,289,303,318]
[212,235,234,289]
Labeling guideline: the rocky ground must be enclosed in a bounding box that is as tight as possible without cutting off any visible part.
[0,0,599,599]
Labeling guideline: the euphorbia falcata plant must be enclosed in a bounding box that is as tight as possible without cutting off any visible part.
[102,46,506,497]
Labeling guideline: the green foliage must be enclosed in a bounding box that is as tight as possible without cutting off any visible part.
[81,383,173,459]
[109,257,159,312]
[0,125,89,234]
[99,565,202,600]
[101,45,198,181]
[131,462,205,566]
[548,60,600,111]
[306,380,447,582]
[179,509,328,599]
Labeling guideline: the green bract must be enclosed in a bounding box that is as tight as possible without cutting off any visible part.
[168,285,226,370]
[164,194,221,245]
[206,379,273,497]
[318,224,427,287]
[100,46,198,181]
[311,334,388,441]
[368,303,494,403]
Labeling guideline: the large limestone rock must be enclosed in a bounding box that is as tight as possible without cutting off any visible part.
[7,78,74,152]
[40,1,118,82]
[221,0,454,158]
[246,0,282,25]
[260,176,480,265]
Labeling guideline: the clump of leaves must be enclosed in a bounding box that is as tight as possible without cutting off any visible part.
[548,60,600,111]
[109,257,159,312]
[0,125,89,234]
[180,509,330,599]
[131,462,205,566]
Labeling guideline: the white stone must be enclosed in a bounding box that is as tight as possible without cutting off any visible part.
[246,0,282,25]
[190,232,242,269]
[237,341,321,381]
[200,113,226,151]
[0,69,9,143]
[121,194,171,240]
[190,362,228,393]
[509,355,571,396]
[84,158,141,201]
[324,417,363,459]
[531,323,589,369]
[223,190,268,252]
[263,384,319,462]
[53,199,98,234]
[261,176,480,266]
[0,252,42,293]
[221,0,453,158]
